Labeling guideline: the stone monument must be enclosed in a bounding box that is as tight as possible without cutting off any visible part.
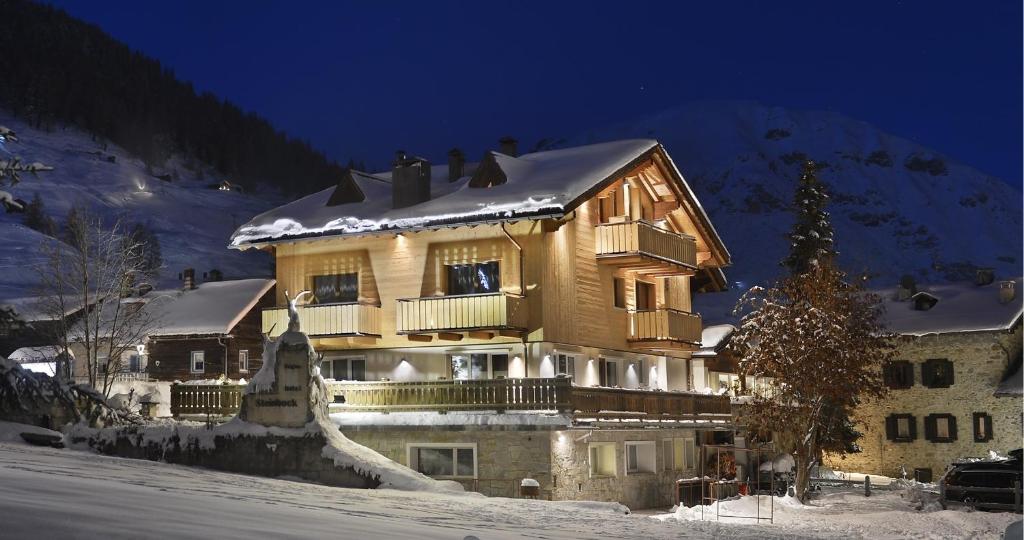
[239,290,331,428]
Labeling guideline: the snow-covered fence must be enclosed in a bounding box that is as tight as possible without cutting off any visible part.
[170,384,243,417]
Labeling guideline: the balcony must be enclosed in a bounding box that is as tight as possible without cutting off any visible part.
[396,292,527,341]
[329,378,732,422]
[596,220,697,275]
[170,378,733,423]
[628,309,702,352]
[262,302,382,338]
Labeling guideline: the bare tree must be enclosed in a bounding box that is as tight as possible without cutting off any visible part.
[35,207,160,396]
[0,125,53,212]
[728,264,895,501]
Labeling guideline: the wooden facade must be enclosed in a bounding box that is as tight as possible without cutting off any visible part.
[147,287,274,381]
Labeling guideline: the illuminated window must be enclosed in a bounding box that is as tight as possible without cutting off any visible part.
[589,442,617,477]
[312,273,358,304]
[447,262,500,295]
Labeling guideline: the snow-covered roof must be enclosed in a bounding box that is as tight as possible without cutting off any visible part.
[231,140,680,247]
[693,324,736,357]
[879,278,1023,336]
[147,279,275,337]
[0,295,88,322]
[7,346,69,363]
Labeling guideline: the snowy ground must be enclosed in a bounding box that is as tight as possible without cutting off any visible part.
[0,434,1018,540]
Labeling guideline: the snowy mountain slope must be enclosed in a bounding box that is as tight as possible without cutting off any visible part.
[570,100,1022,287]
[0,110,281,299]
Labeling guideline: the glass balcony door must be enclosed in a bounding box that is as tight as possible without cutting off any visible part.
[449,353,510,380]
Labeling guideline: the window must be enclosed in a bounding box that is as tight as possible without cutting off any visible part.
[599,358,618,387]
[635,281,655,311]
[973,412,993,443]
[883,361,914,389]
[633,359,647,386]
[625,441,656,474]
[407,444,476,478]
[127,353,142,372]
[922,359,954,388]
[449,353,507,380]
[885,413,917,442]
[239,350,249,373]
[322,357,366,381]
[312,273,358,304]
[190,351,205,374]
[556,354,575,378]
[588,442,617,477]
[447,261,500,295]
[663,438,695,471]
[613,278,626,309]
[924,413,957,443]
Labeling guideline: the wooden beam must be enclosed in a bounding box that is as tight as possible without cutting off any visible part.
[497,329,523,338]
[467,331,495,340]
[437,332,464,341]
[406,334,433,343]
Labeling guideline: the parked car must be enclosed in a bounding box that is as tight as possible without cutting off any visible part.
[940,449,1022,512]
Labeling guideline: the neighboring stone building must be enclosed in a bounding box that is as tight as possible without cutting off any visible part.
[829,276,1023,480]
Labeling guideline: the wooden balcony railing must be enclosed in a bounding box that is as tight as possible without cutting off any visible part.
[629,309,702,350]
[169,378,733,422]
[329,377,571,412]
[331,378,732,421]
[170,384,243,417]
[596,220,697,271]
[396,292,527,334]
[262,303,382,338]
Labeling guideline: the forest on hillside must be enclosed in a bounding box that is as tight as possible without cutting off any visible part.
[0,0,345,194]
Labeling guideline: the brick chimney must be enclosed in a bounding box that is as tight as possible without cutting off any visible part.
[999,281,1016,304]
[181,268,196,290]
[448,148,465,182]
[499,136,518,157]
[392,152,431,209]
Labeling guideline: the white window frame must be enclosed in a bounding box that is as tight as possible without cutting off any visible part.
[624,441,657,475]
[190,350,205,374]
[556,354,575,378]
[588,442,617,477]
[448,352,509,381]
[323,356,367,381]
[238,350,249,373]
[935,416,950,439]
[405,443,478,479]
[896,416,911,439]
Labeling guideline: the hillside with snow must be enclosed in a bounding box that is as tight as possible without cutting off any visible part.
[0,111,280,299]
[570,100,1022,288]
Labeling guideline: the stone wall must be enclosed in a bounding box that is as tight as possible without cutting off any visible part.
[829,324,1022,477]
[344,426,554,499]
[549,427,700,509]
[72,424,381,489]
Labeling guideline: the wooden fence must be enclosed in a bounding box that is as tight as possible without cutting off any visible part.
[170,384,244,417]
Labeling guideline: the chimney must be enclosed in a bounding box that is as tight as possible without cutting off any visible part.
[897,275,917,301]
[499,136,517,157]
[975,268,995,286]
[448,148,465,182]
[392,153,431,209]
[999,281,1016,304]
[182,268,196,290]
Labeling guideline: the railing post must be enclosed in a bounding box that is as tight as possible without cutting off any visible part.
[1015,480,1021,513]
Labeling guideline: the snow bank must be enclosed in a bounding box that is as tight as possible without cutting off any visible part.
[317,416,465,494]
[0,420,64,445]
[759,453,795,472]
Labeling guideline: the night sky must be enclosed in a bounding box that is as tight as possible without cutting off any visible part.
[47,0,1022,184]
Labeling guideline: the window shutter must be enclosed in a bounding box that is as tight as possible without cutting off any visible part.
[921,362,934,387]
[902,362,914,388]
[945,360,954,387]
[948,415,958,441]
[983,415,993,442]
[908,415,918,440]
[923,414,936,442]
[883,364,894,387]
[885,415,897,441]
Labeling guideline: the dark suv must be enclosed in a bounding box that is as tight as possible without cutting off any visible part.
[940,449,1023,512]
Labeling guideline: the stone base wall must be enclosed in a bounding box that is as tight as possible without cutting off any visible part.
[829,326,1022,477]
[344,426,553,499]
[72,425,380,489]
[549,427,700,509]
